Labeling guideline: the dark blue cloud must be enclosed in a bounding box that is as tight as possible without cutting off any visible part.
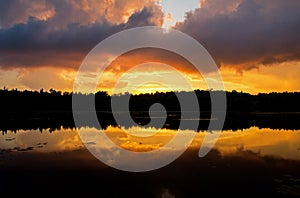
[175,0,300,70]
[0,5,163,68]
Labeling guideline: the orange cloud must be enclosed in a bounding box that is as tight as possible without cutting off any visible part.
[165,12,173,21]
[0,1,164,70]
[94,48,206,93]
[0,0,162,29]
[105,48,201,75]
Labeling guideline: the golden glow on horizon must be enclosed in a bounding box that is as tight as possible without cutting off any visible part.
[97,60,300,94]
[0,50,300,94]
[219,61,300,94]
[130,83,173,95]
[109,62,199,95]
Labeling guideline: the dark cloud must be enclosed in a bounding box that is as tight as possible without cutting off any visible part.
[0,0,54,28]
[0,3,163,68]
[125,6,163,28]
[0,0,160,28]
[175,0,300,71]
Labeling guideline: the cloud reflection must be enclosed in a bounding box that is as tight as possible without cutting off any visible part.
[1,126,300,161]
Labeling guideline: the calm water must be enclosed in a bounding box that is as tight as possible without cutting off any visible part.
[1,126,300,160]
[1,121,300,196]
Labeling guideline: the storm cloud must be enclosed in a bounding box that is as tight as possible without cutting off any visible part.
[175,0,300,71]
[0,0,163,68]
[1,0,300,72]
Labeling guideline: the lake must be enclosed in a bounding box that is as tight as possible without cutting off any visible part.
[1,117,300,197]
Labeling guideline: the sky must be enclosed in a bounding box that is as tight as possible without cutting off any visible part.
[0,0,299,94]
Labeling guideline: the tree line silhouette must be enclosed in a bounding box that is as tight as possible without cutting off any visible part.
[1,87,299,112]
[0,87,299,133]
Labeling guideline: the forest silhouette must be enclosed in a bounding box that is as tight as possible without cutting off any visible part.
[0,87,299,132]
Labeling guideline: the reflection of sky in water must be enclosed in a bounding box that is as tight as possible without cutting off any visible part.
[0,128,83,152]
[1,126,300,160]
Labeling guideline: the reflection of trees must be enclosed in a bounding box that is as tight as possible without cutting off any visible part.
[0,88,299,132]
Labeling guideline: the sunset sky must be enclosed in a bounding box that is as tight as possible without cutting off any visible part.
[0,0,300,94]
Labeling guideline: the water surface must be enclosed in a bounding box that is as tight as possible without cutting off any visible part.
[1,117,300,197]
